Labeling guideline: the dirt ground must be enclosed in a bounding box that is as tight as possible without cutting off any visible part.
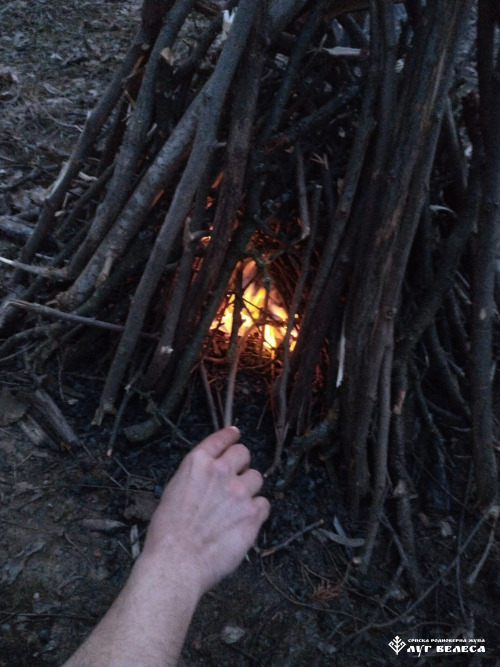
[1,1,500,665]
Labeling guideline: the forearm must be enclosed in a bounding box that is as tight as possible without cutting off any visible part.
[63,427,270,666]
[63,551,201,667]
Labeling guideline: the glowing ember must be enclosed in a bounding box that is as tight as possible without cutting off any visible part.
[211,260,296,352]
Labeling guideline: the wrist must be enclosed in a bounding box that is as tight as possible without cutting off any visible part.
[133,541,205,605]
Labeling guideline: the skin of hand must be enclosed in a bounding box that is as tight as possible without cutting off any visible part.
[63,426,270,667]
[142,425,270,594]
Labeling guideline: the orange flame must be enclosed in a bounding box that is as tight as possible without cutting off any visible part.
[211,260,296,352]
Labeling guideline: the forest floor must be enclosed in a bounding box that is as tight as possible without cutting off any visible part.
[1,1,500,665]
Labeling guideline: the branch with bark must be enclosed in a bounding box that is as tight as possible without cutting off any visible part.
[0,0,496,582]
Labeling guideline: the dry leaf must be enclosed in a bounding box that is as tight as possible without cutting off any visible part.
[323,46,364,58]
[80,519,127,533]
[123,493,157,521]
[0,388,29,426]
[315,528,365,548]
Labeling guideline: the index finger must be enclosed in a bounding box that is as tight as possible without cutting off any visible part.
[195,426,241,458]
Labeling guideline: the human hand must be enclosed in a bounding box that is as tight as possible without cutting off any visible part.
[140,426,270,596]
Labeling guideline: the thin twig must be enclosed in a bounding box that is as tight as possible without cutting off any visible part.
[0,215,34,240]
[6,300,157,340]
[223,325,255,427]
[381,514,411,575]
[107,389,134,457]
[295,144,310,239]
[64,531,94,567]
[199,360,220,431]
[360,323,394,574]
[260,560,365,620]
[268,184,321,476]
[465,508,499,586]
[258,519,325,557]
[0,611,97,622]
[0,256,66,280]
[343,511,489,645]
[31,388,80,448]
[455,463,474,623]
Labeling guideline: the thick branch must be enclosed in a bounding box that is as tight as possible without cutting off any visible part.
[471,1,500,505]
[12,25,152,278]
[66,0,197,279]
[95,0,266,421]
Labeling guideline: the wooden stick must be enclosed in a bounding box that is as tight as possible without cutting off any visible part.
[0,257,67,280]
[13,24,151,276]
[223,325,254,427]
[31,388,80,448]
[360,321,394,574]
[65,0,198,280]
[258,519,325,557]
[199,360,220,431]
[466,509,499,586]
[0,215,33,241]
[96,0,264,422]
[295,144,310,239]
[342,512,488,644]
[6,300,157,340]
[268,184,321,475]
